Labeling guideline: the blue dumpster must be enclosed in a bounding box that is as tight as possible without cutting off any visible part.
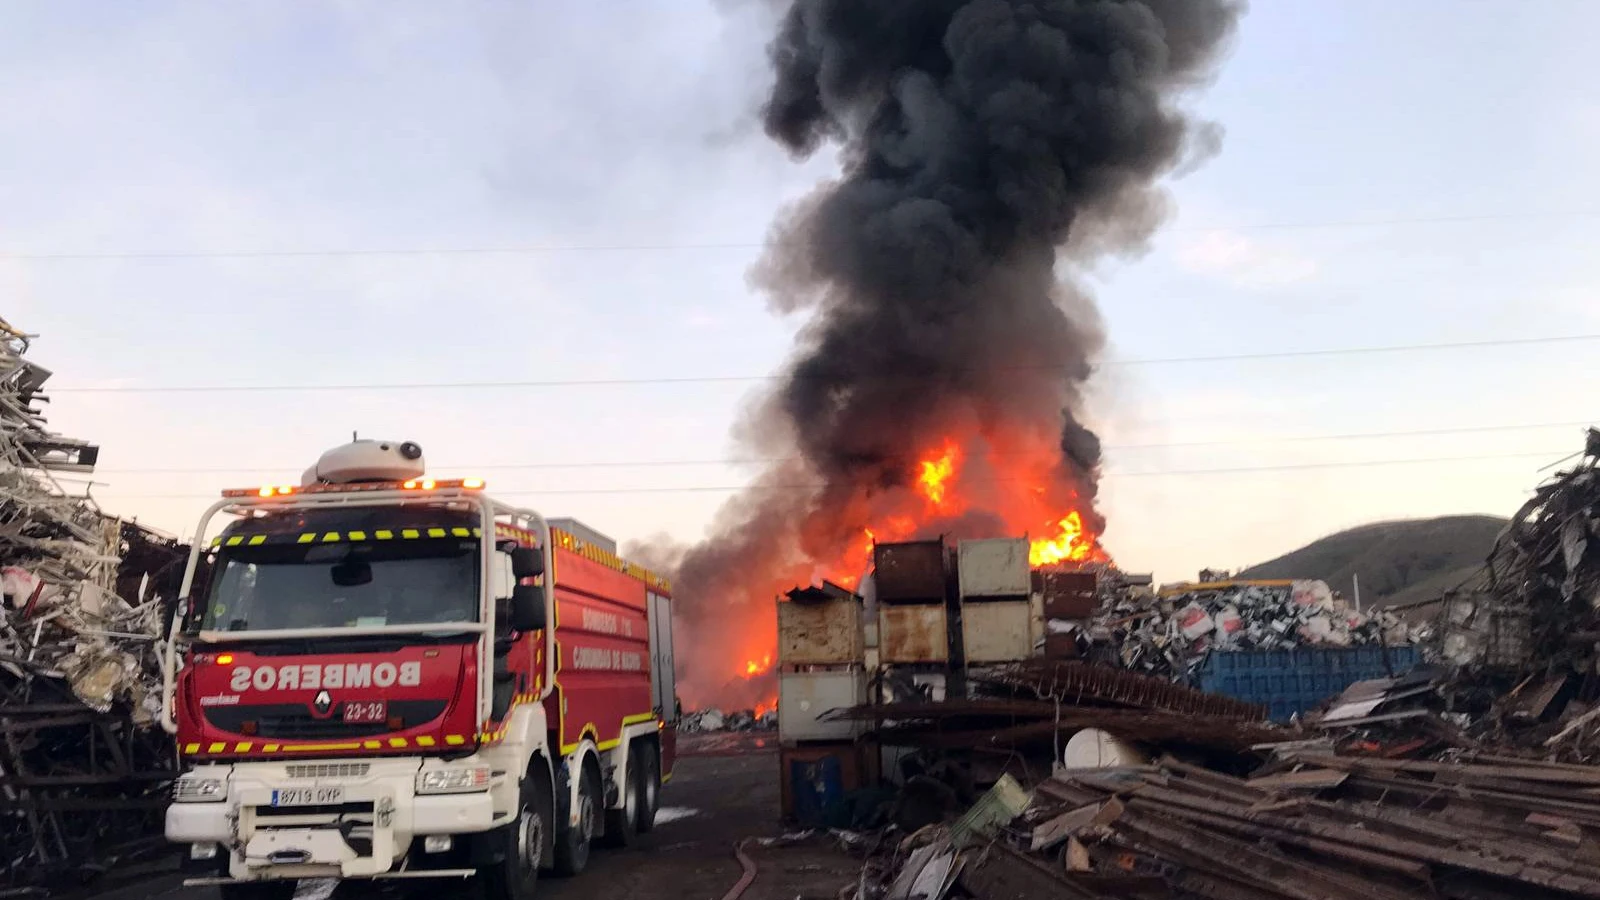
[1195,645,1421,722]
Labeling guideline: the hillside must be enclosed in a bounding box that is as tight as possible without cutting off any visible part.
[1235,515,1507,609]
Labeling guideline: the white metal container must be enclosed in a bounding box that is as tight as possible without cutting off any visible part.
[957,538,1031,598]
[962,599,1034,663]
[778,671,866,742]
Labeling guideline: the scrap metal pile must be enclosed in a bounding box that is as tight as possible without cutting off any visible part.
[1093,578,1412,680]
[1307,430,1600,761]
[0,318,192,888]
[837,739,1600,900]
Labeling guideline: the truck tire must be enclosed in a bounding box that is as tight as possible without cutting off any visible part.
[552,763,598,876]
[636,744,660,834]
[601,752,641,848]
[219,881,297,900]
[481,772,551,900]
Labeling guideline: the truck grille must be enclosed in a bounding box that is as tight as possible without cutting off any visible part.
[285,763,370,779]
[204,701,448,740]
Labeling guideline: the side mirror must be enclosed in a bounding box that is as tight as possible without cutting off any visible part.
[511,547,544,580]
[509,583,546,632]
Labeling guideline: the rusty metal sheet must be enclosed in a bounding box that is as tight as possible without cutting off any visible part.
[957,538,1030,598]
[959,843,1098,900]
[962,599,1034,663]
[777,594,862,664]
[875,540,947,603]
[1044,634,1082,659]
[879,603,949,663]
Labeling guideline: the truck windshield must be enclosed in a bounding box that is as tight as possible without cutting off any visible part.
[201,539,480,632]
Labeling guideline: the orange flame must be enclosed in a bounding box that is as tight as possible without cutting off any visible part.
[754,700,776,719]
[742,654,773,678]
[916,441,960,507]
[1029,511,1099,566]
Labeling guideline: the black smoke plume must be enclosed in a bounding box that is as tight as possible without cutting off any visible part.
[659,0,1243,708]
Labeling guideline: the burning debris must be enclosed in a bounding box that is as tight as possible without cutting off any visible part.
[662,0,1245,710]
[0,318,190,888]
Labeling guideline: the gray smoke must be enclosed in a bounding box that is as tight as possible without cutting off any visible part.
[663,0,1243,707]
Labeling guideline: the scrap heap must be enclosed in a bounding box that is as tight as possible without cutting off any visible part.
[843,737,1600,899]
[0,318,191,889]
[1309,429,1600,759]
[1092,578,1413,681]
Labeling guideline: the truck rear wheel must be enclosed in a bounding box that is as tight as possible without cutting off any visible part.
[481,772,550,900]
[601,753,641,848]
[219,881,298,900]
[636,744,660,834]
[552,762,597,876]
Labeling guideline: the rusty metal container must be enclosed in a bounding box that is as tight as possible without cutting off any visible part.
[778,590,863,665]
[1038,569,1098,620]
[873,540,947,603]
[778,671,866,742]
[878,604,950,663]
[957,538,1030,598]
[962,599,1034,663]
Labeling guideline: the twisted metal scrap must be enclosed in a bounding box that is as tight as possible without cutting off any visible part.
[0,317,189,888]
[1485,428,1600,666]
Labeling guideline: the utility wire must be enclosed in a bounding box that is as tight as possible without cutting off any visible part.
[4,210,1598,262]
[47,333,1600,395]
[87,419,1599,475]
[94,449,1569,500]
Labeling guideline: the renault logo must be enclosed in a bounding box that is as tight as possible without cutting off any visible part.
[313,690,332,714]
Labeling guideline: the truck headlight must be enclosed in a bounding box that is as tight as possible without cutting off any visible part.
[173,775,226,803]
[416,766,491,795]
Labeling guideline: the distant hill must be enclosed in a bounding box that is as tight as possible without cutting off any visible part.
[1235,515,1507,610]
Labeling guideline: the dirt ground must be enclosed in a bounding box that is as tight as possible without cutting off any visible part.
[83,734,860,900]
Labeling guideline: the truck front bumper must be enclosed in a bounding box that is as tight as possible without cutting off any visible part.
[167,757,499,880]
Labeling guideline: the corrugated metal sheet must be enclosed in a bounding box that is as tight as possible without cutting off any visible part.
[962,599,1034,663]
[879,604,949,663]
[957,538,1030,598]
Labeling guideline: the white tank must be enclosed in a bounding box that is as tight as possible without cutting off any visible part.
[1062,728,1148,769]
[301,439,426,485]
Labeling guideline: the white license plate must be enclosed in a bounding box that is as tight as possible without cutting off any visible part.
[271,786,345,806]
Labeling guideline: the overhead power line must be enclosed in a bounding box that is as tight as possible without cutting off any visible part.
[87,419,1598,475]
[95,449,1569,500]
[47,333,1600,396]
[3,210,1598,262]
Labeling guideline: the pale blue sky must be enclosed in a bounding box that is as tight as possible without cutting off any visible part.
[5,1,1598,583]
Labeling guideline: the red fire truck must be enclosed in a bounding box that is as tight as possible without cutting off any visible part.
[160,439,679,899]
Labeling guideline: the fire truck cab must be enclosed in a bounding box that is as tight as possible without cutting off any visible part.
[161,440,678,900]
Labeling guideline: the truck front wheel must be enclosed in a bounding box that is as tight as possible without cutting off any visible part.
[552,764,597,876]
[219,881,298,900]
[481,772,551,900]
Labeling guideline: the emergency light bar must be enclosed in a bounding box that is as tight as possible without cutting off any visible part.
[222,478,487,499]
